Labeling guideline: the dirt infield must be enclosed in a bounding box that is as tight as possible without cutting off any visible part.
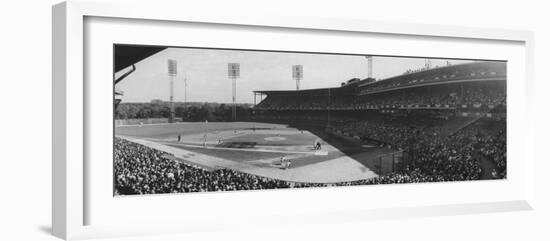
[115,122,396,183]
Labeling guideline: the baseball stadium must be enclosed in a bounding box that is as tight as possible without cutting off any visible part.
[114,45,506,195]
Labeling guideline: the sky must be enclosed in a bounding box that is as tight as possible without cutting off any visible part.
[115,47,476,104]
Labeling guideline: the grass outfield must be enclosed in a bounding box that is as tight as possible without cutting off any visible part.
[115,122,291,139]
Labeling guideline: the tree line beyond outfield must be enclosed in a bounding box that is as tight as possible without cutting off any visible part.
[115,101,254,121]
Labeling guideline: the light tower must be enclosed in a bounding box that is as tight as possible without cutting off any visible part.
[184,74,188,104]
[228,63,240,121]
[292,65,303,90]
[365,56,373,79]
[167,59,177,123]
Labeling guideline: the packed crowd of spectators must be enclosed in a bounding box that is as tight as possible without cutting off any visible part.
[327,115,506,180]
[461,121,507,178]
[255,83,505,111]
[358,85,505,107]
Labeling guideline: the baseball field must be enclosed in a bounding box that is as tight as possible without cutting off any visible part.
[115,121,399,183]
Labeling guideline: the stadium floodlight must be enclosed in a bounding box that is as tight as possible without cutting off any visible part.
[167,59,177,123]
[184,74,188,103]
[365,56,373,79]
[228,63,240,121]
[292,65,303,90]
[228,63,240,78]
[168,59,177,76]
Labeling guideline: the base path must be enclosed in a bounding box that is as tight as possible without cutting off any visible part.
[119,136,378,183]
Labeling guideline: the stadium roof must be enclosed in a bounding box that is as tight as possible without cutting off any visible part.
[254,77,367,96]
[254,83,361,96]
[357,61,504,88]
[254,61,506,97]
[254,87,333,96]
[114,45,166,72]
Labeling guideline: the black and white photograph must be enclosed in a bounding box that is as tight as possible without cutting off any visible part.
[113,44,507,196]
[3,0,550,240]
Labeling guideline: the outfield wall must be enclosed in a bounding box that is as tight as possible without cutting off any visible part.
[115,118,169,126]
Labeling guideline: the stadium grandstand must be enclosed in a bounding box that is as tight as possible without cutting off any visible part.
[254,61,505,112]
[250,60,506,182]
